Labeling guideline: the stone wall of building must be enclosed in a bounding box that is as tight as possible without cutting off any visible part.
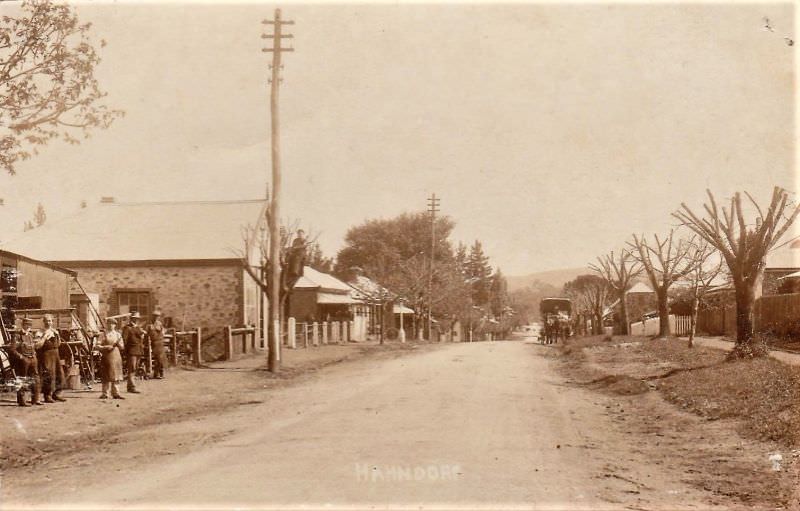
[72,263,244,360]
[626,291,658,324]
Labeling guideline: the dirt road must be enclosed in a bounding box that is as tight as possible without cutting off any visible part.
[3,340,727,509]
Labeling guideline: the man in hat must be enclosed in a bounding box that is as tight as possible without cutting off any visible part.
[122,311,145,393]
[38,314,66,402]
[146,310,167,379]
[7,317,44,406]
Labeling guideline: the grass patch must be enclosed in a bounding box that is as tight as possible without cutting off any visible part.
[659,356,800,446]
[563,335,800,447]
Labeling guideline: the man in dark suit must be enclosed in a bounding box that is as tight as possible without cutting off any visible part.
[8,317,43,406]
[146,310,167,379]
[122,311,144,393]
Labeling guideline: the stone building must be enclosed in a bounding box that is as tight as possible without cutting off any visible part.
[3,199,268,359]
[624,281,657,324]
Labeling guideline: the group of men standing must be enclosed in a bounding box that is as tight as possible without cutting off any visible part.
[121,310,168,394]
[5,310,168,406]
[5,314,69,406]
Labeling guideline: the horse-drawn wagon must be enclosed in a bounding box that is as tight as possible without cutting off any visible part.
[539,297,573,344]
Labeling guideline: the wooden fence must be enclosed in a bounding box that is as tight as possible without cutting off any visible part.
[224,325,257,360]
[754,293,800,335]
[630,315,692,336]
[695,292,800,337]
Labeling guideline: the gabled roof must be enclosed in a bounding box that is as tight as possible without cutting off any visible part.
[293,266,354,294]
[1,200,267,263]
[766,237,800,269]
[628,282,653,294]
[0,249,76,276]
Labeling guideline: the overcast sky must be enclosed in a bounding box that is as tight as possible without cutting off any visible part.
[0,2,795,275]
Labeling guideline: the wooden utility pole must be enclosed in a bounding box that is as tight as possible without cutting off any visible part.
[262,8,293,372]
[427,193,440,341]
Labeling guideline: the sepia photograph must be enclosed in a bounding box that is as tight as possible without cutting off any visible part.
[0,1,798,509]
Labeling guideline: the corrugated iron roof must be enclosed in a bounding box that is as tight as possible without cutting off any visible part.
[1,200,267,263]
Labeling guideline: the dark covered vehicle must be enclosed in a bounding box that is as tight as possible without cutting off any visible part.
[539,298,572,344]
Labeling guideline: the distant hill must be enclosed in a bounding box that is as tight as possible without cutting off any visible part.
[507,267,590,292]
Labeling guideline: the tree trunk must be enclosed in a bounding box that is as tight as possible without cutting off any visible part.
[657,288,670,338]
[688,296,699,348]
[593,312,602,335]
[619,291,629,335]
[735,284,756,346]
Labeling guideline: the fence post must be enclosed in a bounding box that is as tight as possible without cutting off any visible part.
[303,323,309,348]
[193,327,202,367]
[225,325,233,361]
[170,330,178,366]
[288,317,296,349]
[322,321,328,344]
[333,321,340,343]
[312,322,319,346]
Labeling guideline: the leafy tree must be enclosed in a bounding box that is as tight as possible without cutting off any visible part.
[489,268,509,317]
[22,202,45,231]
[334,212,455,285]
[307,242,333,273]
[674,187,800,356]
[454,241,468,278]
[33,202,45,226]
[508,279,561,323]
[1,1,123,174]
[466,240,492,306]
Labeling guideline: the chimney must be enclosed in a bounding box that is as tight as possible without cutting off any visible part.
[100,196,116,204]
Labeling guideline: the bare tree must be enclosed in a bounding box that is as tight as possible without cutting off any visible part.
[239,217,320,366]
[590,250,642,335]
[680,241,722,347]
[563,275,612,335]
[673,187,800,356]
[1,1,123,174]
[628,231,697,338]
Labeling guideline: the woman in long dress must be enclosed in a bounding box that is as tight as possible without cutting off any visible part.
[98,318,125,399]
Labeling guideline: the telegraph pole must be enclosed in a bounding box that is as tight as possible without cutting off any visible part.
[262,8,293,372]
[427,193,440,341]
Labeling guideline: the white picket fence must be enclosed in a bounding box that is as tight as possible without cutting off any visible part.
[630,315,692,336]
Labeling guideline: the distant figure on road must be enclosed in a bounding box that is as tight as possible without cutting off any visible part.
[123,312,145,394]
[98,318,124,400]
[147,311,167,379]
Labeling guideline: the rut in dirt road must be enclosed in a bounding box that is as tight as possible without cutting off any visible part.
[3,341,724,509]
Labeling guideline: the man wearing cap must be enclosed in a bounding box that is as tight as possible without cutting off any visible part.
[146,311,167,379]
[37,314,66,402]
[122,312,145,393]
[8,317,44,406]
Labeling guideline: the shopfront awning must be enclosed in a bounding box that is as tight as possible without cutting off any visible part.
[393,304,415,314]
[317,292,362,305]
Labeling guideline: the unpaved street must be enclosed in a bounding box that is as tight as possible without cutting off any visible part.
[3,341,726,509]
